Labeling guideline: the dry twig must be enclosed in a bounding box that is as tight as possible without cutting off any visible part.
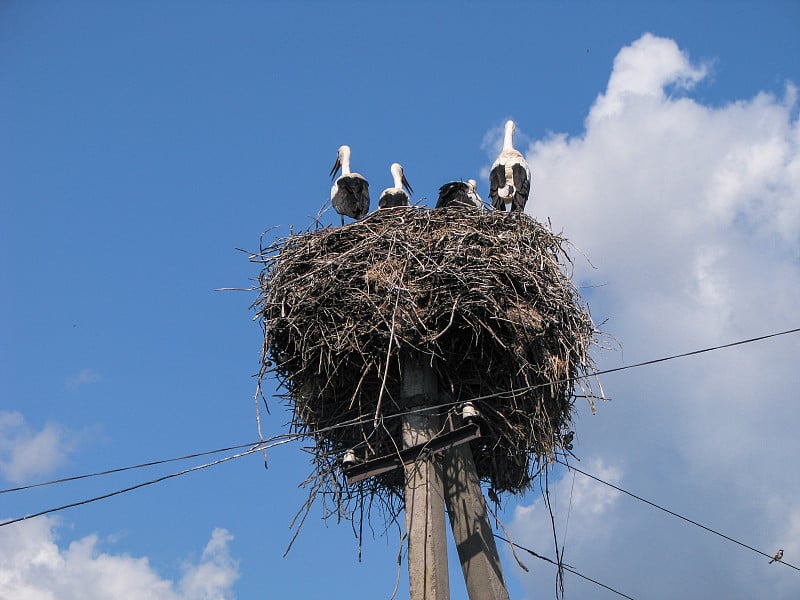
[253,207,600,536]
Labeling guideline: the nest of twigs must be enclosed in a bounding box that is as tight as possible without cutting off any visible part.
[254,206,598,510]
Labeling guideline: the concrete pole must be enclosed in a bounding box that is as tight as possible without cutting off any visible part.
[442,443,510,600]
[401,355,450,600]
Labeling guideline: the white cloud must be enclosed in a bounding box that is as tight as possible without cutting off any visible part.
[592,33,708,120]
[65,368,102,391]
[0,517,239,600]
[510,457,622,551]
[178,529,239,600]
[0,411,75,483]
[502,33,800,599]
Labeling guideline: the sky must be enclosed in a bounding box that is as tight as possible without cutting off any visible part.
[2,2,799,599]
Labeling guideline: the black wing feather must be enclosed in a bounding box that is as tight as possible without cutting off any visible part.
[489,164,506,211]
[379,190,409,209]
[436,182,467,208]
[510,163,530,212]
[334,176,370,219]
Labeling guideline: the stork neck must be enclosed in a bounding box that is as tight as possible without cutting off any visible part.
[339,148,352,176]
[503,125,515,152]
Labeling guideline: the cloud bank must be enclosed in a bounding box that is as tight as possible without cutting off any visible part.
[505,33,799,599]
[0,411,76,483]
[65,368,102,392]
[0,518,239,600]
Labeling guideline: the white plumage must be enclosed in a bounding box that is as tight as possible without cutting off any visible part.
[489,120,531,212]
[435,179,483,209]
[330,145,370,225]
[378,163,413,208]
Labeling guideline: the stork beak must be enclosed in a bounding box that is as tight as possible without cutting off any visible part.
[402,173,414,195]
[329,156,342,180]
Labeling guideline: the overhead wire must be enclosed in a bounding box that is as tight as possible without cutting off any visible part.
[0,437,299,495]
[3,327,797,542]
[5,326,798,498]
[466,326,800,405]
[0,438,293,528]
[591,327,800,378]
[556,458,800,572]
[494,534,636,599]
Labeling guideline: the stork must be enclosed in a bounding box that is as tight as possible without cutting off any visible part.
[378,163,413,208]
[330,145,370,225]
[489,120,531,212]
[435,179,483,209]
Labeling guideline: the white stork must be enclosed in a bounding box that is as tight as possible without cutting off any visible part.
[489,120,531,212]
[378,163,413,208]
[435,179,483,209]
[330,145,370,225]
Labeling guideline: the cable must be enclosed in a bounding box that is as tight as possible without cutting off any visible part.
[556,459,800,572]
[494,534,636,599]
[0,437,299,495]
[0,439,291,528]
[312,326,800,437]
[466,326,800,405]
[4,329,796,522]
[592,327,800,378]
[10,326,792,497]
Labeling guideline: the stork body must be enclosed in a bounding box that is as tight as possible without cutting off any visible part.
[435,179,483,209]
[378,163,413,208]
[330,145,370,225]
[489,120,531,212]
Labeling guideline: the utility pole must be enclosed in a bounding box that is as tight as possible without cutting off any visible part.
[402,354,450,600]
[443,443,510,600]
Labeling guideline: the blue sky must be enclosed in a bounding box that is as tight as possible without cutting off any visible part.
[2,2,799,599]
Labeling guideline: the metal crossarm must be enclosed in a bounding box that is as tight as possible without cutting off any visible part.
[343,423,481,484]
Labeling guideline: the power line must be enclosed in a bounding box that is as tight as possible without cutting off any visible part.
[4,328,796,526]
[317,325,800,436]
[468,326,800,405]
[556,459,800,573]
[494,534,636,599]
[0,438,297,495]
[592,327,800,378]
[17,326,797,497]
[0,440,291,528]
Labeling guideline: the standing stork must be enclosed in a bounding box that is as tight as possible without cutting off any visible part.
[378,163,413,208]
[330,145,370,225]
[435,179,483,209]
[489,120,531,212]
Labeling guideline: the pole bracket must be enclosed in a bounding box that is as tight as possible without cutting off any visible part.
[344,423,481,484]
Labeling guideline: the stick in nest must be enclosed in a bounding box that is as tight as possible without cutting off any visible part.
[253,207,601,535]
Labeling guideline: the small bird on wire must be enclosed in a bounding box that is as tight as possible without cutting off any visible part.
[378,162,413,208]
[769,549,783,564]
[435,179,483,209]
[330,145,370,225]
[489,119,531,212]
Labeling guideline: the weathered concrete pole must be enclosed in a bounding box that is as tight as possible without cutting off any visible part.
[401,354,450,600]
[442,443,510,600]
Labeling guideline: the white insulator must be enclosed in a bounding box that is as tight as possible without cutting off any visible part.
[342,449,357,468]
[462,402,479,423]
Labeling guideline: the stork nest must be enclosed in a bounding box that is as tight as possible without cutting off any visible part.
[253,206,599,515]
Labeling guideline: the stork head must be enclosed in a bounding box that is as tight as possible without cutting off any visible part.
[330,145,351,179]
[391,162,413,195]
